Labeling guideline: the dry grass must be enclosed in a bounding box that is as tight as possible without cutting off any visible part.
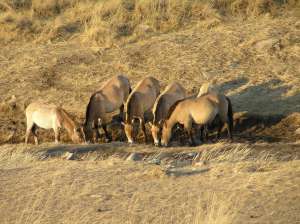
[0,143,299,224]
[0,0,299,44]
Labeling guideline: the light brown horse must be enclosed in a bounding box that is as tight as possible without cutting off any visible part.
[25,102,85,145]
[123,76,160,143]
[161,92,233,146]
[149,82,187,146]
[84,75,131,142]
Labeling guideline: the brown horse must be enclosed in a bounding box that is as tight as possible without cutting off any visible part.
[161,92,233,146]
[25,102,85,145]
[149,82,187,146]
[123,76,160,143]
[84,75,131,142]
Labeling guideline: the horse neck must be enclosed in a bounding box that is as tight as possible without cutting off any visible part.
[59,109,77,136]
[165,112,177,131]
[85,93,103,126]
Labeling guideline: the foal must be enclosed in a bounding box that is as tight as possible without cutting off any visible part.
[25,102,85,144]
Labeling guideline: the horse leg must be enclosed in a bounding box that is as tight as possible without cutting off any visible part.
[225,121,233,141]
[32,124,39,145]
[25,120,34,144]
[216,121,223,139]
[140,118,147,143]
[185,120,195,146]
[187,128,196,146]
[118,104,125,122]
[199,125,207,143]
[54,127,60,144]
[94,120,101,143]
[102,124,112,143]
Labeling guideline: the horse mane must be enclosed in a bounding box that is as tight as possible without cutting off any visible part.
[125,92,138,123]
[166,98,185,120]
[153,95,165,125]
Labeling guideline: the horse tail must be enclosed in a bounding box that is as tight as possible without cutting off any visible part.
[84,96,93,126]
[226,97,234,137]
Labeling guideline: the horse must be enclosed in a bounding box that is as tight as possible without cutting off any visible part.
[149,82,187,146]
[123,76,160,143]
[84,75,131,142]
[161,92,233,147]
[25,102,85,145]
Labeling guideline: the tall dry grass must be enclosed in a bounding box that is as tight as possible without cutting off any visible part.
[0,0,298,44]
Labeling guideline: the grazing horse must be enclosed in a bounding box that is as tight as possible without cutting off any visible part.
[123,76,160,143]
[161,92,233,147]
[25,102,85,145]
[149,82,187,146]
[84,75,131,142]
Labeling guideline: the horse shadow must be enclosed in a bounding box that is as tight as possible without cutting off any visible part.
[35,142,130,159]
[173,78,300,145]
[217,78,300,142]
[165,167,210,177]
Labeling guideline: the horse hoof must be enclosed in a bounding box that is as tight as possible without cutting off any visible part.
[105,138,112,143]
[189,142,196,147]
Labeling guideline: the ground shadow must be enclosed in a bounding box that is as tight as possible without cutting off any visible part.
[36,141,131,159]
[165,167,210,177]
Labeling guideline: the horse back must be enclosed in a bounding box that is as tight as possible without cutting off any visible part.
[188,98,219,125]
[128,77,160,113]
[101,75,131,104]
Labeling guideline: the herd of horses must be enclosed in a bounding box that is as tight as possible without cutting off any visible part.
[25,75,233,147]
